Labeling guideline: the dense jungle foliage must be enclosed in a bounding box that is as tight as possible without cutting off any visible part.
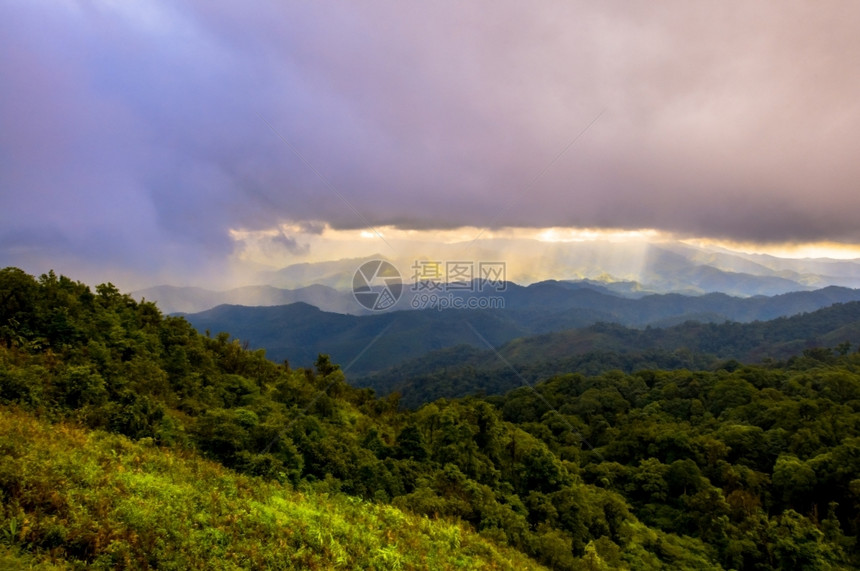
[1,267,858,569]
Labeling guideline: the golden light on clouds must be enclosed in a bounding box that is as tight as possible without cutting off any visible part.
[533,228,663,243]
[229,223,860,280]
[681,238,860,260]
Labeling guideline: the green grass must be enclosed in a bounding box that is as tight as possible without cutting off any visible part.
[0,408,546,570]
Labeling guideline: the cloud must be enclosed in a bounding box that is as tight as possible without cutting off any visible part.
[2,1,860,287]
[271,232,310,257]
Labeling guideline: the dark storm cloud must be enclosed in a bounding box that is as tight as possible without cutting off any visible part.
[2,0,860,284]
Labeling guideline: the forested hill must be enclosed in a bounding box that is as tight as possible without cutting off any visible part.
[1,267,859,569]
[357,301,860,407]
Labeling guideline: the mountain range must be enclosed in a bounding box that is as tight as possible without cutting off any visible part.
[137,240,860,315]
[180,283,860,378]
[357,301,860,407]
[135,283,361,315]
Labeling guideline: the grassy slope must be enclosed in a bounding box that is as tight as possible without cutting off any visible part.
[0,408,546,570]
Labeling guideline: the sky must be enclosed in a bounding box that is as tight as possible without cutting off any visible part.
[3,1,860,289]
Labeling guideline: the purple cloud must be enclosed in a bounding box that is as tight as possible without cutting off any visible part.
[3,1,860,286]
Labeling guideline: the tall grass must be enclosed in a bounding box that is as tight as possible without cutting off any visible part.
[0,407,546,570]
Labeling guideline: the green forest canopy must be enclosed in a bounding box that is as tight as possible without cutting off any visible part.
[1,267,858,569]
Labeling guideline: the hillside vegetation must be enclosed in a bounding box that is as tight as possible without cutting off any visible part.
[0,408,544,570]
[1,267,859,569]
[359,302,860,407]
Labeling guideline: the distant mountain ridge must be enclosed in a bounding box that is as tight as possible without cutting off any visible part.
[252,241,860,294]
[180,285,860,376]
[356,301,860,407]
[139,275,860,318]
[135,283,362,315]
[137,241,860,315]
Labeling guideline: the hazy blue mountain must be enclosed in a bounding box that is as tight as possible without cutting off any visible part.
[633,247,812,296]
[452,282,860,326]
[560,278,650,298]
[136,240,860,316]
[147,268,860,321]
[730,250,860,284]
[259,255,387,290]
[134,283,361,315]
[246,240,860,296]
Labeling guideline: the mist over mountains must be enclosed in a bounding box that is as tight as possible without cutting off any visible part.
[146,238,860,406]
[137,240,860,315]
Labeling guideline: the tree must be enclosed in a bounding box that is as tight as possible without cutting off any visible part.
[0,267,38,347]
[395,424,428,461]
[772,455,816,509]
